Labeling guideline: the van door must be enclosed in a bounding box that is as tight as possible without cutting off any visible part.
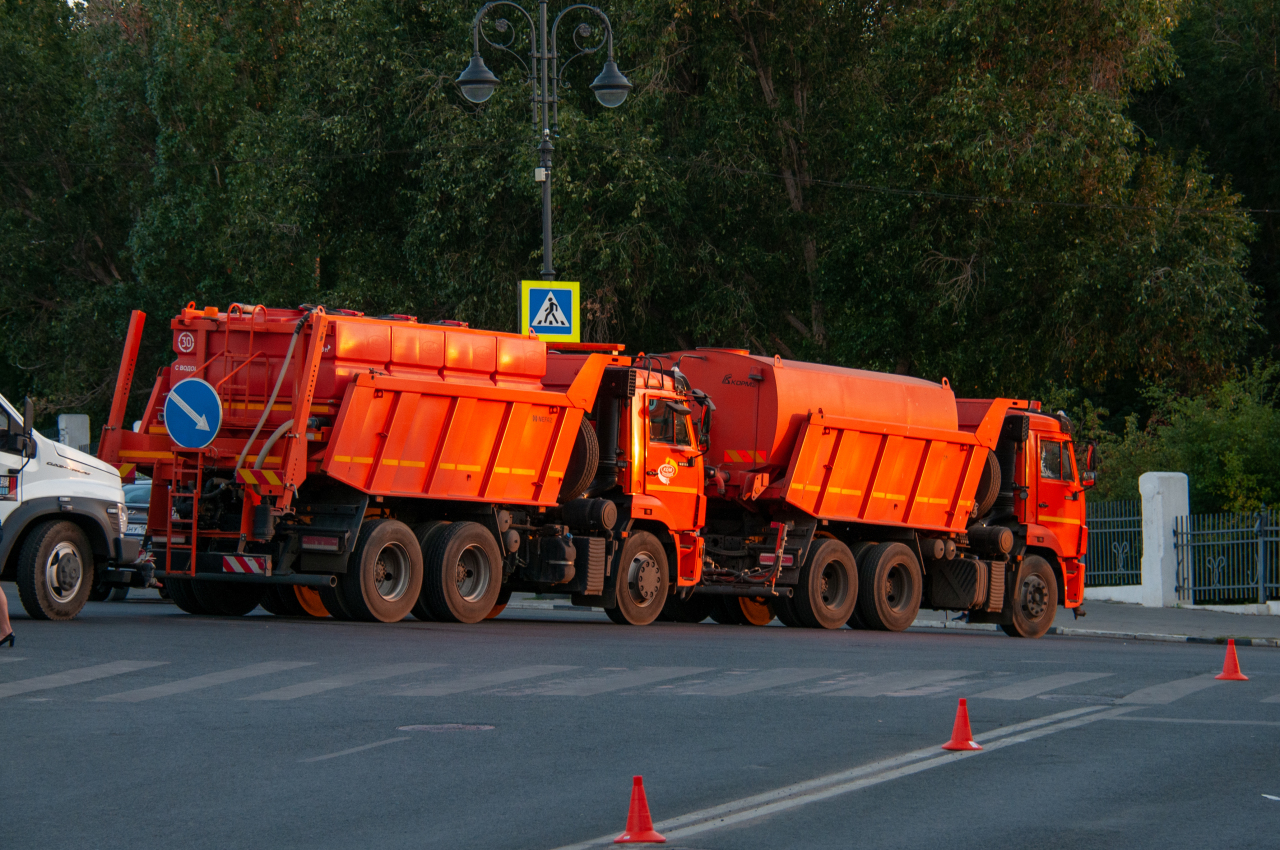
[0,403,24,524]
[642,393,702,528]
[1035,436,1084,558]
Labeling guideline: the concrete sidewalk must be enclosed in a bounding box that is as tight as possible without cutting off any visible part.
[506,593,1280,647]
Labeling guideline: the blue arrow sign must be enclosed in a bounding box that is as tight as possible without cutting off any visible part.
[164,378,222,450]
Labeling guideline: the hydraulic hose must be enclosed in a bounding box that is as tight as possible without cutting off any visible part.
[253,419,295,470]
[233,308,316,476]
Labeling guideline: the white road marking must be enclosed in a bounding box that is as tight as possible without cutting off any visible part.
[1119,674,1221,705]
[395,665,578,696]
[677,668,838,696]
[0,661,167,699]
[825,671,975,697]
[1260,693,1280,704]
[1108,717,1280,727]
[300,737,409,763]
[1263,794,1280,801]
[972,672,1113,701]
[0,657,26,663]
[534,667,711,696]
[97,662,316,702]
[549,705,1126,849]
[243,663,442,701]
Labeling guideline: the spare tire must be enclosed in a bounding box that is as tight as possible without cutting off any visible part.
[971,449,1001,520]
[559,418,600,503]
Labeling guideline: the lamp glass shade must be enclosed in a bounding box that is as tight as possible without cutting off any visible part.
[457,53,499,103]
[590,59,632,108]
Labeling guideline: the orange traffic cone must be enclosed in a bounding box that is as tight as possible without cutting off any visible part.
[1215,638,1249,681]
[614,776,666,844]
[941,698,983,751]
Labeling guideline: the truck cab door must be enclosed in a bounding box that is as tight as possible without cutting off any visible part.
[1035,436,1084,558]
[642,394,703,529]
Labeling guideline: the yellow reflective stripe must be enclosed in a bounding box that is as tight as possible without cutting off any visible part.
[1040,516,1082,525]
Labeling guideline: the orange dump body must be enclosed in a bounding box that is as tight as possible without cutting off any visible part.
[673,350,1021,533]
[102,305,624,514]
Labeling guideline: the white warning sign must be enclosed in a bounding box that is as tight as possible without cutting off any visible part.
[520,280,579,342]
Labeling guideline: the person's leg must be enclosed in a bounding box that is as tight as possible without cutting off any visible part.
[0,582,12,641]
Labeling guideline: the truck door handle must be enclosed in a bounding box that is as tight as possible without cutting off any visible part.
[646,470,658,476]
[1038,502,1049,508]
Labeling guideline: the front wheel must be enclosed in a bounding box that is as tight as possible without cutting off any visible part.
[1001,556,1058,638]
[605,531,669,626]
[16,520,95,620]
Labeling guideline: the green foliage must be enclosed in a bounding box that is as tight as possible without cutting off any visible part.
[1090,363,1280,512]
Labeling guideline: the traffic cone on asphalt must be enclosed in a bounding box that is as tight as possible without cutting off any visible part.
[1215,638,1249,681]
[941,698,983,751]
[614,776,666,844]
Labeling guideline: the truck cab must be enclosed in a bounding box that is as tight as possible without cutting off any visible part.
[1016,408,1090,607]
[0,393,139,619]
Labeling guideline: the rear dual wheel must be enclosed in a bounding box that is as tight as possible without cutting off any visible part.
[338,519,423,623]
[192,581,264,616]
[709,596,775,626]
[856,542,922,631]
[422,521,504,624]
[791,539,858,629]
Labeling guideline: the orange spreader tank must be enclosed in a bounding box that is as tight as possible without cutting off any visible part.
[673,349,1021,534]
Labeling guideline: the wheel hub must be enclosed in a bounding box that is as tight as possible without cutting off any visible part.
[373,543,411,603]
[1022,574,1049,619]
[626,553,660,606]
[454,544,490,602]
[46,542,83,604]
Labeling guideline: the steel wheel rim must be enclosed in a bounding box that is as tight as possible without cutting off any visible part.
[884,563,910,612]
[45,541,84,604]
[1021,574,1049,619]
[374,542,412,602]
[454,543,490,603]
[626,551,661,607]
[818,561,849,611]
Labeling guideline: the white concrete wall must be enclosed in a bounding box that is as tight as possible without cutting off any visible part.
[1084,585,1143,604]
[1138,472,1189,608]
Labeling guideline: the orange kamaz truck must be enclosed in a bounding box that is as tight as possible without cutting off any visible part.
[99,305,1090,637]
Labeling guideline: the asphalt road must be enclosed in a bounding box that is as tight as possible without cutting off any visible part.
[3,587,1279,849]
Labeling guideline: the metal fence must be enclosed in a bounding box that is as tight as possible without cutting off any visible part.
[1174,511,1280,605]
[1083,500,1143,587]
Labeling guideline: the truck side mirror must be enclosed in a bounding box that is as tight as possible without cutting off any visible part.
[1082,440,1097,486]
[690,389,716,451]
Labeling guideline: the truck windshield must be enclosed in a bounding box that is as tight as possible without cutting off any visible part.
[648,399,692,447]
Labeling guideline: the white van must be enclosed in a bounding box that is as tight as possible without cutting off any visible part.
[0,395,140,619]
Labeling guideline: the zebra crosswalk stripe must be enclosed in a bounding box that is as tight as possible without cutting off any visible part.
[535,667,712,696]
[824,670,974,697]
[97,662,317,702]
[0,661,168,699]
[971,672,1113,701]
[676,668,838,696]
[243,662,443,701]
[396,665,579,696]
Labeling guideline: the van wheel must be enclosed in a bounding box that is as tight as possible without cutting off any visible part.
[16,520,95,620]
[793,538,858,629]
[410,521,451,622]
[164,577,210,614]
[423,521,504,623]
[1001,556,1058,638]
[605,531,669,626]
[193,581,264,616]
[856,542,922,631]
[340,519,423,623]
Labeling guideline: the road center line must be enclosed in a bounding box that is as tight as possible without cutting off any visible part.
[300,736,410,763]
[549,705,1115,850]
[1108,716,1280,727]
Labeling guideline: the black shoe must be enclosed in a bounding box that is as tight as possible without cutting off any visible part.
[0,632,13,648]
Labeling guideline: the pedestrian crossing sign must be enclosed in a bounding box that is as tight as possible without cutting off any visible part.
[521,280,579,343]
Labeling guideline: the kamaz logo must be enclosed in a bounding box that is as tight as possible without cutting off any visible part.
[722,374,753,386]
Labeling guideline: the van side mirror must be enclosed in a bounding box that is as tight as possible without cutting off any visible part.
[1082,440,1097,486]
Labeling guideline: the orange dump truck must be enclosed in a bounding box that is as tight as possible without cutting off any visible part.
[99,306,1089,637]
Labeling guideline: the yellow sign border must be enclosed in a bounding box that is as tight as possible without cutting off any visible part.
[520,280,580,343]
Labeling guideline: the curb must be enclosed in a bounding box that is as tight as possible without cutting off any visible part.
[909,618,1280,647]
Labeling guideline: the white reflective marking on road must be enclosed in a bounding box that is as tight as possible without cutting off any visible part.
[0,661,167,699]
[533,667,711,696]
[1263,794,1280,801]
[1120,674,1220,705]
[549,704,1124,849]
[395,665,578,696]
[972,672,1113,701]
[1260,693,1280,704]
[243,663,442,701]
[676,668,838,696]
[97,662,316,702]
[0,657,26,663]
[825,671,975,697]
[300,737,409,763]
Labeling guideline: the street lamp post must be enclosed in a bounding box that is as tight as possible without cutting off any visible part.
[457,2,632,281]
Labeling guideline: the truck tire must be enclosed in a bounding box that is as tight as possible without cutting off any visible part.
[410,521,451,622]
[339,519,423,623]
[15,520,95,621]
[773,594,803,627]
[193,581,264,616]
[846,542,877,629]
[856,542,922,631]
[260,585,306,616]
[319,582,355,620]
[660,593,715,623]
[1001,555,1058,639]
[422,521,504,623]
[559,418,600,503]
[485,586,513,619]
[108,586,130,602]
[164,577,211,615]
[709,596,746,625]
[605,531,669,626]
[792,538,858,629]
[972,450,1001,519]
